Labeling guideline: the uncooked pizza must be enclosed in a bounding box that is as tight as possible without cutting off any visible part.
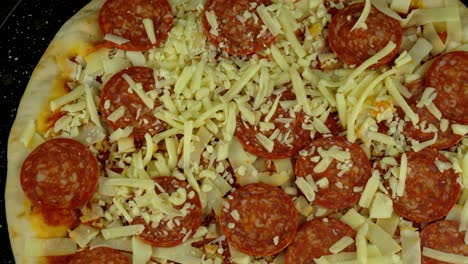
[5,0,468,263]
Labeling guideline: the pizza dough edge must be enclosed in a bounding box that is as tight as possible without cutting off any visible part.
[5,0,105,262]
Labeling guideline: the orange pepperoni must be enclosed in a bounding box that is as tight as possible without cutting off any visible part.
[235,89,309,159]
[202,0,276,56]
[425,51,468,124]
[285,218,356,264]
[220,183,298,256]
[328,3,402,68]
[295,136,372,209]
[20,138,99,209]
[420,220,468,264]
[98,0,173,51]
[391,150,461,223]
[100,67,166,138]
[133,176,202,247]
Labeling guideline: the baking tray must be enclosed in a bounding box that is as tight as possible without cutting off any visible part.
[0,0,89,262]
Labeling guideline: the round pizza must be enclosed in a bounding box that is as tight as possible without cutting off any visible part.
[5,0,468,263]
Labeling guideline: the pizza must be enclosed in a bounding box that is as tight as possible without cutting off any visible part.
[5,0,468,263]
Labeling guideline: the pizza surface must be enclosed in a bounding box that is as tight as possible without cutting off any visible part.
[6,0,468,263]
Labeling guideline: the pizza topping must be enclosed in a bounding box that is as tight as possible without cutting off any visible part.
[420,220,468,264]
[295,136,372,209]
[100,66,166,138]
[142,18,157,45]
[387,149,461,223]
[20,138,99,209]
[220,183,298,256]
[399,101,463,150]
[98,0,173,51]
[285,218,356,263]
[328,3,402,68]
[235,88,309,160]
[425,51,468,124]
[400,225,421,264]
[133,176,202,247]
[202,0,276,56]
[132,236,152,264]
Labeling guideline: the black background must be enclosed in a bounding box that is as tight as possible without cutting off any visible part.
[0,0,89,262]
[1,0,468,263]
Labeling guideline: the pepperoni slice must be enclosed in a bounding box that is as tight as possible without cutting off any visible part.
[420,220,468,264]
[235,89,309,159]
[321,112,345,137]
[400,104,462,150]
[202,0,276,56]
[69,247,130,264]
[220,183,298,256]
[390,149,461,223]
[295,136,372,209]
[20,138,99,209]
[285,218,356,264]
[328,3,402,68]
[383,80,462,149]
[98,0,173,51]
[100,66,166,138]
[404,79,425,104]
[133,176,202,247]
[425,51,468,124]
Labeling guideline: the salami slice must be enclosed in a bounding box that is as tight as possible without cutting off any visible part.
[400,104,462,150]
[69,247,130,264]
[220,183,298,256]
[328,3,402,68]
[391,149,461,223]
[285,218,356,264]
[295,136,372,209]
[100,66,166,138]
[235,89,309,159]
[20,138,99,209]
[404,79,425,105]
[99,0,173,51]
[202,0,276,56]
[133,176,202,247]
[425,51,468,124]
[321,112,344,137]
[420,220,468,264]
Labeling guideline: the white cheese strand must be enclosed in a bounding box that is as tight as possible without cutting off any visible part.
[401,226,421,264]
[132,236,153,264]
[422,247,468,263]
[25,238,77,256]
[101,225,145,240]
[142,18,156,44]
[351,0,371,31]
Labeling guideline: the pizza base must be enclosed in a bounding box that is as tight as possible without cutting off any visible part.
[5,0,468,263]
[6,0,104,262]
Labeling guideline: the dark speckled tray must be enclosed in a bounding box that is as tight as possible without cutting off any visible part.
[0,0,90,262]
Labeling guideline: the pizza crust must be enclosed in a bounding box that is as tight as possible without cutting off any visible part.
[6,0,105,262]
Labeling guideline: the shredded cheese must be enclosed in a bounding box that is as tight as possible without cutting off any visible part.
[101,225,145,240]
[142,18,156,44]
[351,0,371,31]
